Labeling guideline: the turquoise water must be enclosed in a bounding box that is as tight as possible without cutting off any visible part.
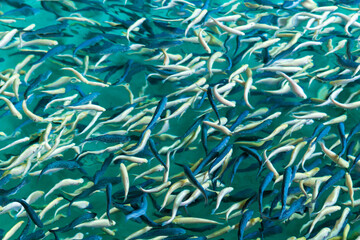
[1,0,360,239]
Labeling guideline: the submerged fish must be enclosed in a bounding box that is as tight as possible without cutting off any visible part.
[0,0,360,239]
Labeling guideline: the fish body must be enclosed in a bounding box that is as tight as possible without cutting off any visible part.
[74,35,104,56]
[238,210,254,240]
[280,167,292,218]
[33,44,75,64]
[84,134,131,143]
[182,163,208,204]
[193,136,230,174]
[259,172,274,214]
[39,160,85,178]
[145,97,168,131]
[10,199,43,228]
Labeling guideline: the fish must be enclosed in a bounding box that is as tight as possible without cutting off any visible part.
[193,136,230,174]
[306,206,341,237]
[327,207,350,238]
[127,17,146,42]
[0,29,18,48]
[33,44,75,64]
[277,72,307,99]
[129,228,186,240]
[39,160,86,179]
[20,229,45,240]
[311,125,330,146]
[212,187,234,214]
[148,138,167,170]
[120,163,129,201]
[306,123,324,142]
[236,119,273,135]
[145,96,168,131]
[259,171,274,215]
[74,219,115,228]
[347,122,360,143]
[162,189,191,226]
[92,154,114,184]
[73,35,104,56]
[279,196,307,220]
[106,183,112,222]
[350,151,360,172]
[315,169,346,204]
[209,144,233,174]
[3,221,24,240]
[1,143,41,170]
[179,113,209,140]
[175,163,208,205]
[239,146,262,166]
[315,186,341,214]
[230,153,247,184]
[84,134,131,144]
[237,210,254,240]
[70,92,101,106]
[319,142,349,168]
[280,167,292,218]
[44,178,84,199]
[8,199,43,228]
[337,122,347,157]
[0,178,27,198]
[334,53,360,70]
[126,194,148,221]
[122,129,151,155]
[99,43,144,55]
[207,87,222,123]
[2,1,360,239]
[39,196,63,220]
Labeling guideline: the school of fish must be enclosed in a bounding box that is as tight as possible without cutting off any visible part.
[1,0,360,239]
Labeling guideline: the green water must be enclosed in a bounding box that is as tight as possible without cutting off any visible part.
[1,0,360,239]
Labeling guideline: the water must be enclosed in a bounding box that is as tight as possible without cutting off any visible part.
[0,0,360,239]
